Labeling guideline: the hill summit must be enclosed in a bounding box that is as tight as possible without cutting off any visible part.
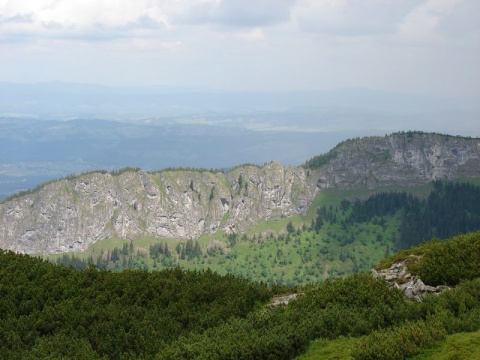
[306,131,480,189]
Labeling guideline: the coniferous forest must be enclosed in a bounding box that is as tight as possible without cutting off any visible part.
[328,181,480,248]
[1,231,480,359]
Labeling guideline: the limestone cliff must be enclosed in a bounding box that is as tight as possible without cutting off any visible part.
[1,132,480,254]
[0,163,316,254]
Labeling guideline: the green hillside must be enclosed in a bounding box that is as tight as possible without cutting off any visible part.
[49,180,480,286]
[2,231,480,359]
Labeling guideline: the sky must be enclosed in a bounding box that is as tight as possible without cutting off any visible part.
[0,0,479,101]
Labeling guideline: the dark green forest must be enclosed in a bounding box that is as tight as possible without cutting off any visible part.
[1,231,480,359]
[318,180,480,248]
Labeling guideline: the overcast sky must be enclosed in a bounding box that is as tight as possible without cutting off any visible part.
[1,0,479,101]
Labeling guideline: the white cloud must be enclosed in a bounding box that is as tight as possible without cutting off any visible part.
[0,0,293,40]
[234,28,265,41]
[437,0,480,37]
[397,0,465,41]
[180,0,294,28]
[294,0,422,36]
[114,38,183,51]
[0,0,478,100]
[0,0,170,39]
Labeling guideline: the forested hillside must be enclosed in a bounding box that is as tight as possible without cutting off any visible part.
[53,180,480,286]
[1,231,480,359]
[331,180,480,248]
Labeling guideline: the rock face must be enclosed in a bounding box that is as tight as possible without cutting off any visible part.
[0,163,317,254]
[315,133,480,189]
[1,132,480,255]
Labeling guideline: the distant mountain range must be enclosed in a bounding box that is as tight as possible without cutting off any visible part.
[1,81,478,118]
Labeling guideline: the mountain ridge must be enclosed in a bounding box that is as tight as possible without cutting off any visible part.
[1,132,479,254]
[312,132,480,189]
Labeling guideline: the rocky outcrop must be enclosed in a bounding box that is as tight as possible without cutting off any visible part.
[315,133,480,189]
[0,163,317,254]
[1,132,480,255]
[269,294,298,307]
[372,259,450,302]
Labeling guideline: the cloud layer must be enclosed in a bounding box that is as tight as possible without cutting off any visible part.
[0,0,478,99]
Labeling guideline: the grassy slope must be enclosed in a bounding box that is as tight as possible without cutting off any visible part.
[295,337,356,360]
[410,330,480,360]
[49,211,399,285]
[295,330,480,360]
[47,180,479,286]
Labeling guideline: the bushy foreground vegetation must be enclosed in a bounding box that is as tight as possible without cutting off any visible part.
[1,231,480,359]
[0,252,271,359]
[351,277,480,360]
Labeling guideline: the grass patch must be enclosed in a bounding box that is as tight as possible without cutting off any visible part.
[246,214,304,236]
[295,337,355,360]
[295,331,478,360]
[410,330,480,360]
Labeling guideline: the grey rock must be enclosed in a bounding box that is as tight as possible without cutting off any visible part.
[315,133,480,190]
[405,288,414,298]
[414,279,426,293]
[270,294,298,307]
[0,163,317,254]
[404,280,415,288]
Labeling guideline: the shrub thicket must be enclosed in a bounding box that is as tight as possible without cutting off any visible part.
[352,318,446,360]
[414,232,480,286]
[1,231,480,358]
[0,251,271,359]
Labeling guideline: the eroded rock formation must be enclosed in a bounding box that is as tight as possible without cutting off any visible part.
[0,163,317,254]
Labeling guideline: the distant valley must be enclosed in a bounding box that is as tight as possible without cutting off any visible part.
[0,116,356,200]
[2,83,479,201]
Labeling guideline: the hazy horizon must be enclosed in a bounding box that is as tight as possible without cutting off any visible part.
[1,1,479,101]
